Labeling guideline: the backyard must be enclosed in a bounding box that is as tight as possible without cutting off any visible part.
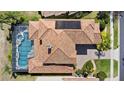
[0,11,41,81]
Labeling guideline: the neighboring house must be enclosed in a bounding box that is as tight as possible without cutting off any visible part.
[41,11,77,17]
[27,19,101,74]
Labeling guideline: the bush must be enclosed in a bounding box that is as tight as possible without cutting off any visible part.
[82,61,94,74]
[97,11,110,24]
[104,17,109,24]
[100,20,106,31]
[96,11,110,31]
[75,69,82,77]
[97,31,111,51]
[96,71,107,81]
[31,16,39,21]
[83,71,89,78]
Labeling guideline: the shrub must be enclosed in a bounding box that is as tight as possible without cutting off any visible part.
[83,71,89,78]
[75,69,82,77]
[82,61,94,74]
[96,11,110,24]
[97,31,111,51]
[96,71,107,81]
[100,20,106,31]
[31,16,39,21]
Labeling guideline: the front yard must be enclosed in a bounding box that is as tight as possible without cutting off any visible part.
[94,59,118,78]
[75,59,118,80]
[113,16,118,49]
[94,59,110,77]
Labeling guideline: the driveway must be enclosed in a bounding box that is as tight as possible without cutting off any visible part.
[77,49,110,69]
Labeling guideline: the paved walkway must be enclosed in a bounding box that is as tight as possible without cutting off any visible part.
[91,60,96,70]
[36,76,74,81]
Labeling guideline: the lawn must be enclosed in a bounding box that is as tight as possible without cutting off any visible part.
[15,74,36,81]
[83,11,98,19]
[113,16,118,49]
[94,59,110,77]
[94,59,118,78]
[114,60,118,77]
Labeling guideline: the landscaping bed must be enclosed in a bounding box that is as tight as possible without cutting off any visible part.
[75,59,118,81]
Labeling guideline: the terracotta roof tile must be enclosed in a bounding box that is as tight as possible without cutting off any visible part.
[28,19,101,73]
[29,65,74,73]
[44,48,76,64]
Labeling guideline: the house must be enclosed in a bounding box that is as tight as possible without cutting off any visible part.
[27,19,101,74]
[41,11,77,17]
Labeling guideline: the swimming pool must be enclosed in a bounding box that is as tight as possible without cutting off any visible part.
[17,30,33,69]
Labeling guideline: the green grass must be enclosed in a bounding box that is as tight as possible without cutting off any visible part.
[114,16,118,49]
[114,60,118,77]
[8,46,12,63]
[94,59,118,78]
[15,74,36,81]
[94,59,110,77]
[83,11,98,19]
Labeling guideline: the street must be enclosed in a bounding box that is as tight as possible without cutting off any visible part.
[120,12,124,81]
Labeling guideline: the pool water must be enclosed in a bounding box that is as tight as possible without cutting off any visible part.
[18,32,33,69]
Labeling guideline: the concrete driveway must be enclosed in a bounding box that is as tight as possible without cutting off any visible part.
[77,49,111,69]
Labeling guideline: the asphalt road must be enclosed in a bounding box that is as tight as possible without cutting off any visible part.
[120,12,124,81]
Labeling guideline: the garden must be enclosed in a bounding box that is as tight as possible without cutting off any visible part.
[75,59,118,81]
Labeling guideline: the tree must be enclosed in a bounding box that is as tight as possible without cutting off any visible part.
[100,20,106,31]
[97,31,111,51]
[96,71,107,81]
[96,11,110,30]
[97,11,110,24]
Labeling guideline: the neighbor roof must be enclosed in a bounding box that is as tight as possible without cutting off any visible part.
[41,11,77,17]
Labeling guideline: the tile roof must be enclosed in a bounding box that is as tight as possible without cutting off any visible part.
[44,48,76,64]
[28,59,74,73]
[41,11,77,17]
[28,19,101,73]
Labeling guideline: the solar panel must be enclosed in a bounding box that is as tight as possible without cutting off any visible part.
[55,21,81,29]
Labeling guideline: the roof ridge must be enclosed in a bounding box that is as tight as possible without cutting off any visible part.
[39,28,58,39]
[29,23,39,39]
[30,30,38,39]
[83,24,95,43]
[61,31,76,44]
[30,21,39,30]
[44,48,72,64]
